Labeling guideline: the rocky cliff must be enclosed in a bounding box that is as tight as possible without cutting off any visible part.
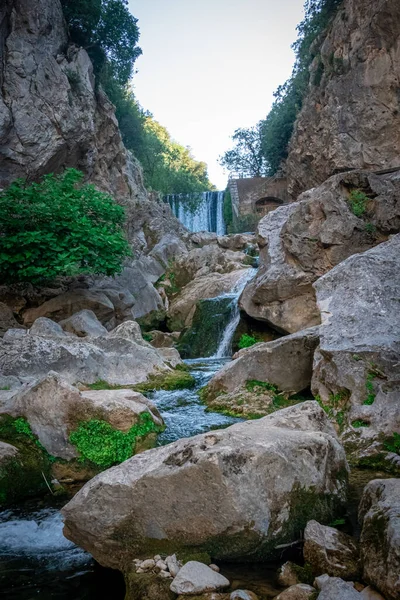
[0,0,185,253]
[286,0,400,198]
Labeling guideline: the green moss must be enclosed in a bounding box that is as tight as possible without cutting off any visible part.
[356,453,400,475]
[238,334,259,349]
[0,386,10,391]
[352,419,370,428]
[383,432,400,454]
[245,380,278,393]
[290,562,314,585]
[315,389,350,432]
[363,372,376,405]
[87,369,195,394]
[69,412,164,468]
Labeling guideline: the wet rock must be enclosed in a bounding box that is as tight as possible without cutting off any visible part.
[359,479,400,600]
[240,171,400,334]
[61,401,348,570]
[317,577,361,599]
[167,269,249,331]
[311,234,400,466]
[303,520,360,579]
[170,561,230,595]
[230,591,259,600]
[60,310,108,338]
[274,584,316,600]
[205,327,319,404]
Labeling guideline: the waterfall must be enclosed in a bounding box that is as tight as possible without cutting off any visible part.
[214,268,257,358]
[167,191,226,234]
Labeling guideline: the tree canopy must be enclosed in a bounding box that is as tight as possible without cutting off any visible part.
[219,123,267,178]
[221,0,343,177]
[0,169,130,284]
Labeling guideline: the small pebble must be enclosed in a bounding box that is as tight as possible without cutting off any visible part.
[154,554,161,562]
[159,570,172,579]
[141,558,155,571]
[156,559,168,571]
[209,563,220,573]
[136,567,145,574]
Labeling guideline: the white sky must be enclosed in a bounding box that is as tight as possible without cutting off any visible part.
[128,0,305,189]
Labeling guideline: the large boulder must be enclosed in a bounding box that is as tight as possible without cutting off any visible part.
[0,322,171,385]
[317,577,361,600]
[0,440,48,506]
[311,235,400,468]
[62,402,348,571]
[0,372,164,461]
[22,290,115,327]
[60,310,108,337]
[205,327,319,402]
[240,170,400,334]
[359,479,400,600]
[303,520,360,579]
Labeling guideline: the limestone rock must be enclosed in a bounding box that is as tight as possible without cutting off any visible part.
[277,562,301,587]
[170,561,230,595]
[156,347,183,368]
[359,479,400,600]
[205,327,319,401]
[30,317,67,338]
[109,321,152,347]
[274,584,316,600]
[217,234,256,251]
[360,587,386,600]
[230,591,259,600]
[311,235,400,464]
[285,0,400,197]
[0,441,18,462]
[303,520,360,579]
[0,372,163,459]
[148,331,180,348]
[23,290,115,327]
[317,577,360,600]
[167,269,249,331]
[0,302,24,338]
[60,310,108,338]
[61,401,348,571]
[240,170,400,334]
[0,327,170,385]
[166,555,181,578]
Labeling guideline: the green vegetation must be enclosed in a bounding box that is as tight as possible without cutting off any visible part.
[223,190,234,231]
[384,432,400,454]
[364,372,376,405]
[0,169,130,284]
[221,0,343,176]
[245,380,278,393]
[315,390,349,431]
[238,334,259,349]
[0,386,10,391]
[69,413,162,467]
[219,123,267,177]
[87,369,195,393]
[347,189,370,217]
[352,419,370,428]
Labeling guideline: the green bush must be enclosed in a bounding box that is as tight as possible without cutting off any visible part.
[348,189,369,217]
[238,334,258,349]
[0,169,130,284]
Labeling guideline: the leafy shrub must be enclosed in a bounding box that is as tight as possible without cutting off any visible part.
[238,334,258,349]
[348,189,370,217]
[384,432,400,454]
[0,169,130,284]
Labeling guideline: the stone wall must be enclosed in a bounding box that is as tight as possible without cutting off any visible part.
[228,176,289,217]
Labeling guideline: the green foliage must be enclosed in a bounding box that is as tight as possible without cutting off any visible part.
[348,189,370,217]
[61,0,141,86]
[352,420,370,428]
[219,123,267,178]
[384,432,400,454]
[0,386,10,391]
[364,373,376,405]
[13,418,34,439]
[238,334,259,349]
[315,390,349,431]
[246,380,278,393]
[0,169,130,284]
[365,222,377,235]
[223,190,234,231]
[87,370,195,393]
[69,413,162,467]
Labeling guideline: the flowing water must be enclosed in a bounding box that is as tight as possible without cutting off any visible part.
[167,191,226,234]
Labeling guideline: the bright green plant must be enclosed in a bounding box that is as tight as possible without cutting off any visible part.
[384,432,400,454]
[0,169,130,284]
[348,189,369,217]
[352,420,370,428]
[246,380,278,393]
[363,373,376,405]
[238,334,259,349]
[69,413,163,467]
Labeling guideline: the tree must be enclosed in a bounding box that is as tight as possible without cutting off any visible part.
[61,0,142,85]
[219,123,267,178]
[0,169,130,284]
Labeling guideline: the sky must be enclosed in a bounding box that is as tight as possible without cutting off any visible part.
[127,0,306,189]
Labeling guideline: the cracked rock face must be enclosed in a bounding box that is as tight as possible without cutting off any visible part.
[62,401,348,571]
[285,0,400,197]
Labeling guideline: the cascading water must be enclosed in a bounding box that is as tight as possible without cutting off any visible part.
[167,191,226,234]
[214,268,257,358]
